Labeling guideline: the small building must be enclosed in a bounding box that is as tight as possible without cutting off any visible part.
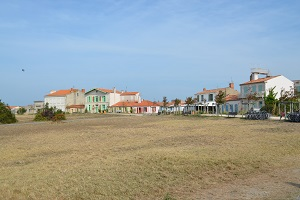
[33,101,44,113]
[110,100,159,114]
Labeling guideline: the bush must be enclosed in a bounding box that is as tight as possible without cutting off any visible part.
[34,103,66,122]
[0,101,17,124]
[17,107,27,115]
[53,113,66,121]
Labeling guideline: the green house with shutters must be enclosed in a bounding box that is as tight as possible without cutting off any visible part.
[85,88,121,113]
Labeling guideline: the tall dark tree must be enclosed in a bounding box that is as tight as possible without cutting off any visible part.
[162,96,168,114]
[215,90,226,115]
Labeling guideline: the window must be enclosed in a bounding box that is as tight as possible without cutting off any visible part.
[201,95,204,101]
[88,105,91,111]
[252,85,257,92]
[102,96,106,102]
[259,101,263,108]
[244,86,249,94]
[296,86,300,92]
[102,104,106,110]
[95,96,99,102]
[258,84,263,92]
[208,94,213,101]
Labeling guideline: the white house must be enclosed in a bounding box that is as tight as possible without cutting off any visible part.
[44,88,85,112]
[239,68,294,110]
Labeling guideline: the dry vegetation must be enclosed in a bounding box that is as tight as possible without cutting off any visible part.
[0,114,300,199]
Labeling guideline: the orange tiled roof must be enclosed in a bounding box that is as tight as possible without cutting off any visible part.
[46,89,77,96]
[120,92,139,96]
[111,100,159,107]
[240,76,279,85]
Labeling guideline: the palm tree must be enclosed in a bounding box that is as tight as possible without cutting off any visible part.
[174,98,181,115]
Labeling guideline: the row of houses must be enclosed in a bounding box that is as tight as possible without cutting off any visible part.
[25,68,299,115]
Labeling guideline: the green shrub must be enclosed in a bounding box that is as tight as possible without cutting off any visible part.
[17,107,27,115]
[33,112,48,121]
[34,103,66,121]
[0,101,17,124]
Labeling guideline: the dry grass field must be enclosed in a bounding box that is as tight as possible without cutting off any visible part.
[1,114,300,200]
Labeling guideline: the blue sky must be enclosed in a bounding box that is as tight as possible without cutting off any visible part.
[1,0,300,105]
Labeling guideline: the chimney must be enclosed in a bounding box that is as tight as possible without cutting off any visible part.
[50,90,56,94]
[203,88,206,91]
[81,89,85,93]
[113,87,116,93]
[229,83,234,89]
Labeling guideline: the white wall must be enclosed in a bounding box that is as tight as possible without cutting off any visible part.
[265,75,294,99]
[109,92,121,106]
[44,96,66,111]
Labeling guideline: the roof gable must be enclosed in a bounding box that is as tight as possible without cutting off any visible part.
[85,88,122,94]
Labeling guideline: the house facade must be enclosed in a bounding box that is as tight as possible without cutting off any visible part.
[44,88,85,112]
[110,100,159,114]
[223,95,240,113]
[195,83,239,113]
[120,92,141,103]
[240,72,294,111]
[85,88,121,113]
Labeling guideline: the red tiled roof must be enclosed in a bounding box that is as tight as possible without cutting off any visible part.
[225,95,239,101]
[240,76,279,85]
[46,89,77,96]
[111,100,159,107]
[120,92,139,96]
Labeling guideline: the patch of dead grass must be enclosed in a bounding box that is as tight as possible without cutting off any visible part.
[0,115,300,199]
